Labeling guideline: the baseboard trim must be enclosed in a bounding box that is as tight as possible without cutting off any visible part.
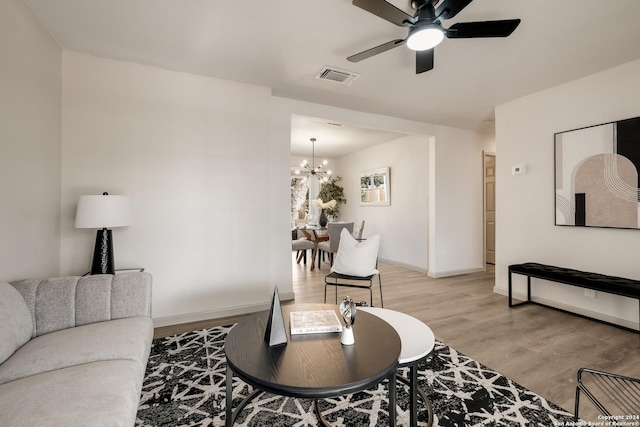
[377,258,428,274]
[493,286,638,331]
[427,267,485,278]
[152,290,295,328]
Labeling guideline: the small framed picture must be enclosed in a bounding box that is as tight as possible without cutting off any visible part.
[360,167,390,206]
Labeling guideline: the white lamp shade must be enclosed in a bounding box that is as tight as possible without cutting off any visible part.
[75,195,133,228]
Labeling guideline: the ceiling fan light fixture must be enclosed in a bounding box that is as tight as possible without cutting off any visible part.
[406,24,444,51]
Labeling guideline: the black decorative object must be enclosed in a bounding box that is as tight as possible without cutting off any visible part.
[264,286,288,347]
[91,228,115,274]
[319,210,328,227]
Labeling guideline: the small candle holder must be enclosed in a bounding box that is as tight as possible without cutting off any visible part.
[339,296,356,346]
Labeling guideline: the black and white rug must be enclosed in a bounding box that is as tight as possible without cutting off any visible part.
[136,325,574,426]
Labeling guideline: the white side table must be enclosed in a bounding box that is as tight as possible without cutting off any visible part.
[360,307,435,427]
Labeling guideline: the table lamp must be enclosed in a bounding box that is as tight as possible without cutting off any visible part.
[75,192,132,275]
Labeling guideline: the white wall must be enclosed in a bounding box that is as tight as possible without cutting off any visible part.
[0,0,62,281]
[428,126,490,277]
[60,52,291,326]
[275,97,488,277]
[0,0,490,323]
[495,58,640,329]
[337,135,429,271]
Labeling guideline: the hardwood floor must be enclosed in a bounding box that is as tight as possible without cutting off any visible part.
[155,257,640,419]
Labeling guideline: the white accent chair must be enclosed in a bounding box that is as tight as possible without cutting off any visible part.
[324,228,383,307]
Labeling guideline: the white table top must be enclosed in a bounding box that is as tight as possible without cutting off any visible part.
[359,307,435,365]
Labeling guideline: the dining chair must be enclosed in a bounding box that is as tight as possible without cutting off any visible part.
[316,222,354,269]
[292,229,315,265]
[352,220,365,240]
[324,228,383,307]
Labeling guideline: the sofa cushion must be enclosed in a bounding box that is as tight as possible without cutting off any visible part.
[10,273,153,338]
[0,359,144,427]
[0,316,153,385]
[0,282,33,364]
[331,229,381,277]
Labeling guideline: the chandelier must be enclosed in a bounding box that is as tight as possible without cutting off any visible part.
[295,137,332,182]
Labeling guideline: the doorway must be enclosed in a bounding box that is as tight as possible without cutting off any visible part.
[484,152,496,266]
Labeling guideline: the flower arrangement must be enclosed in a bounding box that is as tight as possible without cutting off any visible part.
[313,199,337,210]
[312,199,336,226]
[318,176,347,217]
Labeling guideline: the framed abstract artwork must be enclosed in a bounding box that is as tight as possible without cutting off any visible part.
[554,116,640,230]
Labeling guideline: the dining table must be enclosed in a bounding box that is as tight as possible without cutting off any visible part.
[297,226,328,271]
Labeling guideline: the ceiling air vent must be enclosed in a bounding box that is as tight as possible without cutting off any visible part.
[315,67,360,86]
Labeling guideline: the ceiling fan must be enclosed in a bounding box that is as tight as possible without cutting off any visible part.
[347,0,521,74]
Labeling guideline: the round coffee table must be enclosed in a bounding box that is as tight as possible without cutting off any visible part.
[224,303,401,426]
[360,307,436,427]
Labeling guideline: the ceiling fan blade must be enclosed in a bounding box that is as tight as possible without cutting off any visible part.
[446,19,521,38]
[347,39,406,62]
[352,0,415,27]
[435,0,474,20]
[416,49,434,74]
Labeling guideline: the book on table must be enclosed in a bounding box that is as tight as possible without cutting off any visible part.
[290,310,343,335]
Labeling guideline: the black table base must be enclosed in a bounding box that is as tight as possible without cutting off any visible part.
[225,368,396,427]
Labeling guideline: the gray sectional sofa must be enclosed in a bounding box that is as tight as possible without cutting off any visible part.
[0,272,153,427]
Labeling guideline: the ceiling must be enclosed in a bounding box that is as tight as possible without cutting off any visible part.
[290,115,406,158]
[24,0,640,155]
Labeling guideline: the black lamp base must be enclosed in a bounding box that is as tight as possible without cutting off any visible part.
[91,228,115,275]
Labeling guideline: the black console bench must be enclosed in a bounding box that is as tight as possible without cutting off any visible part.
[508,263,640,333]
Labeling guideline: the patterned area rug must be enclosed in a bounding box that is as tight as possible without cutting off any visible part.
[136,325,574,426]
